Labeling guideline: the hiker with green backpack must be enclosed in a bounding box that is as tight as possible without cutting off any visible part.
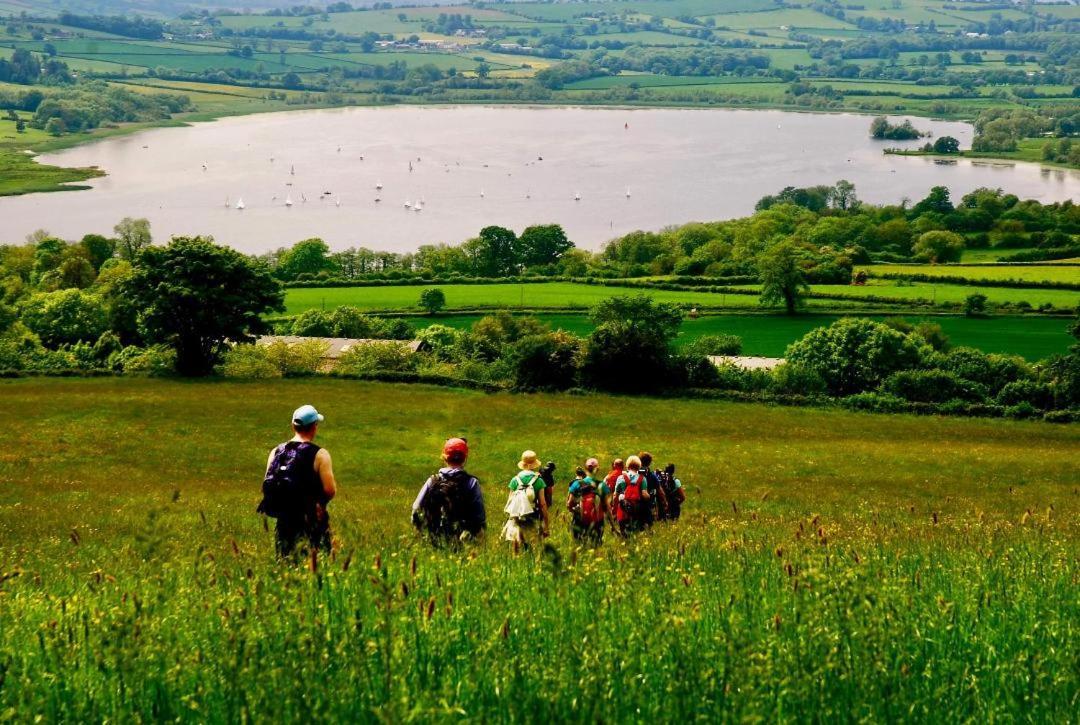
[501,450,550,550]
[566,457,609,544]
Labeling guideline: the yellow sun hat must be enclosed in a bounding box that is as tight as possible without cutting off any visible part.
[518,450,540,470]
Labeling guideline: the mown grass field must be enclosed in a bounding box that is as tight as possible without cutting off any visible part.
[404,312,1076,361]
[284,280,1080,315]
[862,264,1080,284]
[284,282,815,314]
[0,378,1076,721]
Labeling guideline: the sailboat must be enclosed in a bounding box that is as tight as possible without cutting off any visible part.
[290,165,295,175]
[224,196,230,208]
[285,195,294,207]
[404,200,412,209]
[335,197,341,207]
[235,198,245,210]
[574,192,581,201]
[626,187,631,198]
[375,181,383,190]
[480,189,485,198]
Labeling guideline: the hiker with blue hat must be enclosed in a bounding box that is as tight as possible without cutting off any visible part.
[257,404,338,558]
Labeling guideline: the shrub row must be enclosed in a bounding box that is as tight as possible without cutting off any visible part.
[867,272,1080,291]
[999,246,1080,262]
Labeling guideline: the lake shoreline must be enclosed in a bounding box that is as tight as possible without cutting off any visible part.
[4,98,982,198]
[3,105,1074,252]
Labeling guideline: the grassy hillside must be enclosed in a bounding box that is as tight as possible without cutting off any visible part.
[0,378,1076,720]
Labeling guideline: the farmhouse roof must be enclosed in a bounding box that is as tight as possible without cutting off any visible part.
[708,355,785,371]
[256,336,427,357]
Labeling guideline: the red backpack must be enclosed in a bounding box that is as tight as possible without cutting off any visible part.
[619,472,644,518]
[578,483,603,526]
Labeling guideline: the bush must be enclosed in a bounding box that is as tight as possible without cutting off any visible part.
[337,341,418,375]
[962,293,988,317]
[995,379,1054,410]
[1003,401,1038,419]
[1043,408,1079,424]
[290,309,333,337]
[676,354,722,389]
[112,345,176,376]
[912,230,964,263]
[709,362,771,393]
[940,347,1029,394]
[839,392,910,414]
[219,344,280,379]
[881,369,987,404]
[769,363,827,396]
[510,331,582,391]
[416,324,463,360]
[786,318,922,395]
[1041,351,1080,409]
[20,288,108,347]
[683,334,742,357]
[580,322,676,393]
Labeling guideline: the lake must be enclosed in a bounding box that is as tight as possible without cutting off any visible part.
[3,106,1079,252]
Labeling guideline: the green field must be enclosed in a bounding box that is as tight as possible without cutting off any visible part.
[0,377,1076,720]
[285,282,776,314]
[863,264,1080,284]
[405,312,1076,362]
[285,280,1080,316]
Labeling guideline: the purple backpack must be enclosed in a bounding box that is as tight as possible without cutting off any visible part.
[258,441,319,518]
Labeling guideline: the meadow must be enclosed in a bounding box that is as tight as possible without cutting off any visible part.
[285,280,1080,317]
[862,263,1080,284]
[0,377,1076,721]
[401,312,1076,361]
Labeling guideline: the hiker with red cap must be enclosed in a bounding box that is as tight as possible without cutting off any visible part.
[258,404,337,558]
[412,438,486,545]
[567,457,609,544]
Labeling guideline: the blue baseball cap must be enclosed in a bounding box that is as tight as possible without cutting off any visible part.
[292,404,324,427]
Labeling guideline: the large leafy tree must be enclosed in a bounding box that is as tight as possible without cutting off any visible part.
[581,295,683,392]
[758,241,808,315]
[113,217,152,261]
[786,318,922,395]
[122,236,284,376]
[913,230,964,263]
[276,238,336,280]
[518,224,573,269]
[466,226,519,277]
[20,288,107,347]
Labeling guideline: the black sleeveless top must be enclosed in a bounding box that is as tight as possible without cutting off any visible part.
[278,440,324,507]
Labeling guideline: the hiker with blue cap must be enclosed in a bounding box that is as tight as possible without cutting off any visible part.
[257,404,338,558]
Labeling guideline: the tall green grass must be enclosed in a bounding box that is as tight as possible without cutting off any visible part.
[0,378,1076,721]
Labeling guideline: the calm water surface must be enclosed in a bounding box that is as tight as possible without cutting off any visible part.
[3,106,1078,252]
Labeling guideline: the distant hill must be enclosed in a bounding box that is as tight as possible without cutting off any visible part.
[1,0,467,19]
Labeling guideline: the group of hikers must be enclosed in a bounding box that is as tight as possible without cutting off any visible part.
[258,405,686,556]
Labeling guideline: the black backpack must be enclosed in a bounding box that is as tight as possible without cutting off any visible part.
[258,441,319,519]
[418,469,472,541]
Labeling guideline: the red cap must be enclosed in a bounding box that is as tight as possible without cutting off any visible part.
[443,438,469,458]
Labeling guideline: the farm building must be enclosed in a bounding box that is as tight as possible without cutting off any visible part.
[256,336,429,369]
[709,356,785,371]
